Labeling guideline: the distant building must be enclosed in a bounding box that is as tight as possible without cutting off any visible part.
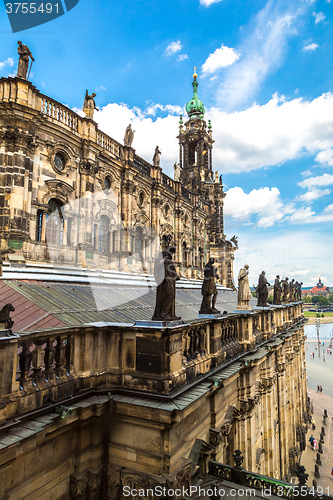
[302,276,331,298]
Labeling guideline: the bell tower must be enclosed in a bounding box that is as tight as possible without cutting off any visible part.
[178,69,214,192]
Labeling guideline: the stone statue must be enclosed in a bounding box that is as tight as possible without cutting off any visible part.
[199,257,220,314]
[124,124,135,147]
[273,275,282,305]
[153,146,161,167]
[17,41,34,79]
[257,271,270,307]
[200,169,205,182]
[0,248,15,276]
[0,303,15,330]
[83,90,97,119]
[296,281,303,301]
[174,162,181,182]
[152,246,181,321]
[215,171,219,183]
[290,279,296,301]
[281,277,290,302]
[237,264,251,310]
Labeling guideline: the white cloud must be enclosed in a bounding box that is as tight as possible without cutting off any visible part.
[210,91,333,173]
[315,148,333,166]
[164,41,182,57]
[0,57,14,71]
[302,42,319,52]
[298,173,333,189]
[177,54,189,62]
[200,0,223,6]
[224,186,293,228]
[215,1,300,108]
[201,45,240,76]
[313,11,325,23]
[287,204,333,224]
[301,169,312,177]
[297,188,331,202]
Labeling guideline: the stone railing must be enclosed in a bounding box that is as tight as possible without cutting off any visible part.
[182,185,191,200]
[162,172,174,192]
[208,460,326,500]
[40,95,79,131]
[0,303,305,423]
[96,131,121,157]
[133,155,151,177]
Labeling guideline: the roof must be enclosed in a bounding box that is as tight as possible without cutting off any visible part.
[1,266,256,333]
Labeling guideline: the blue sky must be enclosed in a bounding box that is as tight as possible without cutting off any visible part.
[1,0,333,286]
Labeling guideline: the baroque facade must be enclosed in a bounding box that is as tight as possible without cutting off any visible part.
[0,298,308,499]
[0,73,237,286]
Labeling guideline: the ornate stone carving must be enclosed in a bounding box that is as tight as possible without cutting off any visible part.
[44,179,74,205]
[259,376,275,392]
[240,398,256,415]
[133,212,149,227]
[209,428,222,446]
[70,474,88,499]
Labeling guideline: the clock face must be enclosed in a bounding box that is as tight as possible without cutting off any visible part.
[54,153,65,171]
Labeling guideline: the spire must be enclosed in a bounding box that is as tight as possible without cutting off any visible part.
[185,68,205,119]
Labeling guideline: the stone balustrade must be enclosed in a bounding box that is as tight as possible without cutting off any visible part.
[96,131,121,157]
[0,303,305,425]
[40,95,79,131]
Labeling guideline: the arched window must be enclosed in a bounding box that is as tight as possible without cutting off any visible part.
[46,199,64,246]
[99,215,109,254]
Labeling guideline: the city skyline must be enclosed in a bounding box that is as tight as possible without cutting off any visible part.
[0,0,332,286]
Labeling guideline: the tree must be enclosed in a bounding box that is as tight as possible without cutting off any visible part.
[302,296,312,304]
[329,294,333,303]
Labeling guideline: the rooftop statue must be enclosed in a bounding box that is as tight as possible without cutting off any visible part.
[17,41,34,80]
[257,271,270,307]
[0,303,15,331]
[152,246,181,321]
[273,275,282,305]
[199,257,220,314]
[83,90,97,120]
[153,146,161,167]
[174,162,181,182]
[237,264,251,310]
[281,277,290,302]
[0,248,15,276]
[290,279,296,302]
[296,281,303,301]
[124,123,135,147]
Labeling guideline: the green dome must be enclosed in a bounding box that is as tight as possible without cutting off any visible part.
[185,73,205,118]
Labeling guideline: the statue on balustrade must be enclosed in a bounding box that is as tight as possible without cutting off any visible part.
[83,90,97,119]
[281,277,290,302]
[200,257,220,314]
[174,162,181,182]
[17,41,34,79]
[0,303,15,330]
[236,264,251,310]
[124,124,135,147]
[273,275,282,305]
[290,279,296,301]
[296,281,303,301]
[152,246,181,321]
[153,146,161,167]
[0,247,15,276]
[257,271,270,307]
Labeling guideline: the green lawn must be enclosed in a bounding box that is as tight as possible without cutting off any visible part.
[304,311,333,317]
